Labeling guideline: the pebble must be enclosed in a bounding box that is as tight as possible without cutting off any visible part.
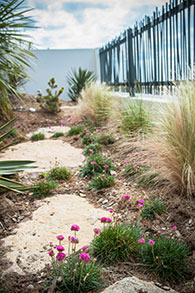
[79,193,86,198]
[26,284,34,290]
[102,199,108,204]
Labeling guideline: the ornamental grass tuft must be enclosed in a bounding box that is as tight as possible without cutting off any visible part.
[88,174,115,190]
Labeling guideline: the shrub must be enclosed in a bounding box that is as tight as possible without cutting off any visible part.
[149,81,195,197]
[120,99,152,134]
[51,132,64,138]
[83,143,102,155]
[76,83,115,126]
[33,178,57,198]
[37,78,64,113]
[139,236,190,280]
[80,153,113,178]
[66,126,84,136]
[30,133,45,141]
[96,134,114,145]
[81,134,94,145]
[67,67,96,102]
[88,174,115,190]
[48,166,71,181]
[140,198,166,221]
[92,224,143,264]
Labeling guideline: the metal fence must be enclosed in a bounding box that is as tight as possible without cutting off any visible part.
[99,0,195,95]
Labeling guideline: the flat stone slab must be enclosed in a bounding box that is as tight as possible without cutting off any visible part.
[102,276,178,293]
[26,126,70,139]
[1,140,84,172]
[2,194,110,275]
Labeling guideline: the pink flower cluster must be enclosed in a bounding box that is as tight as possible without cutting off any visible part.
[71,224,80,232]
[79,252,90,263]
[93,228,101,235]
[100,217,112,223]
[123,194,130,200]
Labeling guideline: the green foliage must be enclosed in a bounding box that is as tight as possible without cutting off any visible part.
[66,126,84,136]
[136,173,164,188]
[33,178,57,198]
[67,67,96,102]
[88,174,115,190]
[80,153,113,178]
[92,224,143,264]
[48,166,71,181]
[51,132,64,138]
[120,99,152,134]
[37,78,64,113]
[124,162,147,178]
[139,236,190,280]
[140,198,166,221]
[83,143,102,155]
[51,253,103,293]
[30,133,45,141]
[81,134,94,145]
[96,134,114,145]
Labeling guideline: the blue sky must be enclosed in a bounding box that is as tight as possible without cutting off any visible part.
[26,0,166,49]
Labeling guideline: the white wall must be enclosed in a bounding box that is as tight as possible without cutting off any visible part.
[24,48,100,100]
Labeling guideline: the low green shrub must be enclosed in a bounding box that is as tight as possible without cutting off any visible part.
[30,133,45,141]
[81,134,94,145]
[48,166,71,181]
[140,198,166,221]
[51,132,64,138]
[83,143,102,155]
[139,236,190,280]
[33,178,57,198]
[66,126,84,136]
[96,134,114,145]
[80,153,113,178]
[92,224,143,264]
[88,174,115,190]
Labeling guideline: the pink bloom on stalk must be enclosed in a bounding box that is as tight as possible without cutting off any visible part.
[104,164,109,168]
[79,252,90,263]
[142,233,145,238]
[67,116,73,122]
[123,160,128,164]
[89,149,94,153]
[123,194,130,200]
[127,153,131,157]
[138,199,144,204]
[49,242,53,247]
[56,252,66,261]
[93,228,101,234]
[15,121,19,126]
[90,161,96,165]
[137,204,144,208]
[134,162,138,167]
[56,235,64,241]
[71,224,80,232]
[48,250,54,256]
[153,177,159,181]
[134,152,139,156]
[138,238,145,244]
[61,122,65,126]
[141,160,147,165]
[71,237,79,244]
[56,245,65,252]
[172,226,177,230]
[109,209,113,213]
[106,218,112,223]
[82,246,88,251]
[100,217,107,223]
[48,126,51,129]
[148,240,155,245]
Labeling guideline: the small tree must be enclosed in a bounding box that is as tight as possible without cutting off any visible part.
[37,78,64,114]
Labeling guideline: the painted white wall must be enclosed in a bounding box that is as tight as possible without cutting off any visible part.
[24,48,100,100]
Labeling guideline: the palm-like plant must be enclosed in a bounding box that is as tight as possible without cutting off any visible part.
[67,67,96,102]
[0,0,35,120]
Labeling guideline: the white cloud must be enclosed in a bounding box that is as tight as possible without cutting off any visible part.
[26,0,166,49]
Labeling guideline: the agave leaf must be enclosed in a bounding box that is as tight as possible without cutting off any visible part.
[0,176,30,193]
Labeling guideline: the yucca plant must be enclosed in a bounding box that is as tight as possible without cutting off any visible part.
[0,118,36,193]
[67,67,96,102]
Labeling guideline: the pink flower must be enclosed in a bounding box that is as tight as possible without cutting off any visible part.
[100,217,107,223]
[79,252,90,263]
[138,199,144,204]
[89,149,94,153]
[82,246,88,251]
[148,240,155,245]
[71,237,79,244]
[48,250,54,256]
[61,122,65,126]
[153,177,159,181]
[172,226,177,230]
[90,161,96,165]
[71,224,80,232]
[93,228,101,234]
[56,245,65,252]
[137,204,144,208]
[15,121,19,125]
[142,233,145,238]
[56,235,64,241]
[123,194,130,200]
[141,159,147,165]
[104,164,109,168]
[106,218,112,223]
[49,242,53,247]
[138,238,145,244]
[123,160,128,164]
[56,252,66,261]
[109,209,113,213]
[134,152,139,156]
[134,162,138,167]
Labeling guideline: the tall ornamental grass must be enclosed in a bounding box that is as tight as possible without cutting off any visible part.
[152,81,195,197]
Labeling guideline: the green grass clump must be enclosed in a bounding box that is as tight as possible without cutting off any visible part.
[52,253,103,292]
[83,143,102,155]
[48,166,71,181]
[88,174,115,190]
[92,224,143,264]
[140,198,166,221]
[120,99,152,134]
[139,236,190,281]
[80,153,113,178]
[137,172,164,187]
[30,133,45,141]
[66,126,84,136]
[51,132,64,138]
[96,134,114,145]
[33,178,57,198]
